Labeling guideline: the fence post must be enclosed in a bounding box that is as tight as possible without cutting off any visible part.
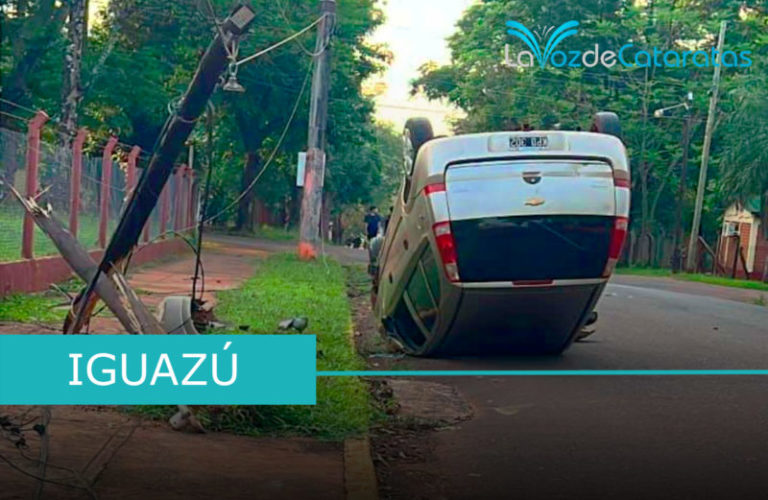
[126,146,150,244]
[21,110,49,259]
[173,165,186,232]
[68,127,87,239]
[160,183,170,238]
[126,146,140,195]
[98,136,118,248]
[186,168,195,232]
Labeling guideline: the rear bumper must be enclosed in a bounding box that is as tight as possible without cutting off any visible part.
[435,282,606,353]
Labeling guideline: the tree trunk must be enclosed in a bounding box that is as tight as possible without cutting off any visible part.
[235,151,260,231]
[333,212,343,244]
[60,0,86,146]
[321,192,332,242]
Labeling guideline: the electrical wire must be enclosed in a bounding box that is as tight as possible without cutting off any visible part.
[235,14,328,67]
[0,98,37,115]
[0,111,30,123]
[200,60,313,225]
[275,0,336,57]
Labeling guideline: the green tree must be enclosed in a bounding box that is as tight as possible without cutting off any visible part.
[411,0,768,265]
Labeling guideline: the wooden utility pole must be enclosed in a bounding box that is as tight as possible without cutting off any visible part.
[686,21,727,272]
[298,0,336,260]
[61,0,87,145]
[672,99,692,273]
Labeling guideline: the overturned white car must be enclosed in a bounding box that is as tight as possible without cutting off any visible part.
[371,114,630,356]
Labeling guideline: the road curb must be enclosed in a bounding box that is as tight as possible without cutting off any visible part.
[344,436,378,500]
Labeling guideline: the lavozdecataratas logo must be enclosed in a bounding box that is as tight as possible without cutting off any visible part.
[503,20,752,68]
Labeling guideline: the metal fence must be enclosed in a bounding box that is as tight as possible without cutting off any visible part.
[0,120,197,263]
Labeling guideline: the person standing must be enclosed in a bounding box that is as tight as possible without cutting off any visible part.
[364,206,382,240]
[383,206,394,233]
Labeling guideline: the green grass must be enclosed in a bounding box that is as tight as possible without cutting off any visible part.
[254,225,298,242]
[0,204,101,261]
[0,291,69,323]
[614,266,672,277]
[675,274,768,292]
[616,266,768,292]
[198,252,370,439]
[225,224,298,242]
[0,278,115,324]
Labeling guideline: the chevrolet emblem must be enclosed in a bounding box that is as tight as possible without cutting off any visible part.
[525,197,546,206]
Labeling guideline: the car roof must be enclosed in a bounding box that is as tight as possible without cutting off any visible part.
[414,131,629,179]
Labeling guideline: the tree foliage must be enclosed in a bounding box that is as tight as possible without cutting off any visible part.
[412,0,768,250]
[1,0,401,232]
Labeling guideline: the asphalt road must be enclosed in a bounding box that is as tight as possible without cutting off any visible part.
[377,277,768,500]
[208,236,768,499]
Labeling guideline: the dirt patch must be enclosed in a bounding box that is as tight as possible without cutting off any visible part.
[0,321,58,334]
[345,268,474,500]
[387,380,473,423]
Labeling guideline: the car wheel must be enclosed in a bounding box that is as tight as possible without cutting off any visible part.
[403,117,434,170]
[590,112,621,138]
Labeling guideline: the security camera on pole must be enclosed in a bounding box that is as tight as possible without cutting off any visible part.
[298,0,336,260]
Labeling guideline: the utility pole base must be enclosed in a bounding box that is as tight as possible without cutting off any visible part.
[298,241,318,260]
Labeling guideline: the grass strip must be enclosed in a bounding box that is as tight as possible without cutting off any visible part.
[203,252,370,439]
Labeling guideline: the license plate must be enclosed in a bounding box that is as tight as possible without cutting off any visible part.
[509,136,549,150]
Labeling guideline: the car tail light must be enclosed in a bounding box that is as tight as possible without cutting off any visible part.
[423,182,446,195]
[433,221,460,282]
[613,169,630,188]
[603,216,629,277]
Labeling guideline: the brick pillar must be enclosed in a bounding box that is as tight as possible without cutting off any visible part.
[98,136,118,248]
[126,146,140,195]
[160,184,170,238]
[173,165,186,232]
[21,111,49,259]
[186,168,195,231]
[68,128,87,239]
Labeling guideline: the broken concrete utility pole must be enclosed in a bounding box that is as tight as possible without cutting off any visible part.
[298,0,336,260]
[68,3,256,333]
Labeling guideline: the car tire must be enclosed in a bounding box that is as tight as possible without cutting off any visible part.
[590,112,621,138]
[404,117,434,166]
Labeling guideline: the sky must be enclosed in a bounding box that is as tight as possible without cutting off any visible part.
[368,0,474,135]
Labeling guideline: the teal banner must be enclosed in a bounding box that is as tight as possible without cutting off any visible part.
[0,335,316,405]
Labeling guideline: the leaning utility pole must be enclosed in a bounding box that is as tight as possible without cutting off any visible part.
[298,0,336,260]
[686,20,727,272]
[68,4,256,334]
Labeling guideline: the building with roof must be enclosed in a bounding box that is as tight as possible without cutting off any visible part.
[717,196,768,281]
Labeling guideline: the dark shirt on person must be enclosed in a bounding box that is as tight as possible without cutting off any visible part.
[364,213,381,238]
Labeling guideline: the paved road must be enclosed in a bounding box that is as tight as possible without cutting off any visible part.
[378,279,768,500]
[203,235,768,499]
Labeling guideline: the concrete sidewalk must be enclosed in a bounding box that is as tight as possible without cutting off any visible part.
[0,406,344,500]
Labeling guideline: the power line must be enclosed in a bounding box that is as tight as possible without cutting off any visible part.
[201,59,313,225]
[0,98,37,115]
[235,14,328,67]
[0,111,30,123]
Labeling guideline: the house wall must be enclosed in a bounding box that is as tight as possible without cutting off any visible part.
[718,204,764,280]
[753,223,768,281]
